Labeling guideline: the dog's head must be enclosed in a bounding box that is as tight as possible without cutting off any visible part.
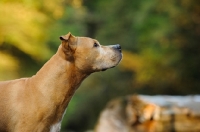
[59,32,122,73]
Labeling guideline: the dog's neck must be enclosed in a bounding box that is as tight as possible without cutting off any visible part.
[30,45,89,121]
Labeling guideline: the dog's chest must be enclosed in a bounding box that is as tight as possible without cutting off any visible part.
[50,122,61,132]
[49,108,67,132]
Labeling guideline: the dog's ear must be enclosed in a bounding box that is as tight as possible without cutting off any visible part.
[60,32,77,61]
[60,32,72,41]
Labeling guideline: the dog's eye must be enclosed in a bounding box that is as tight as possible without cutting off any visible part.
[93,43,99,47]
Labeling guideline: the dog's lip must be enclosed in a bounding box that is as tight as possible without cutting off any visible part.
[101,68,107,71]
[101,66,115,71]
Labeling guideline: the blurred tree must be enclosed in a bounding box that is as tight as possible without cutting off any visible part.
[0,0,64,79]
[120,0,200,94]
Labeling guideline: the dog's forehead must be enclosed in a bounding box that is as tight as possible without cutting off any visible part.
[77,37,98,46]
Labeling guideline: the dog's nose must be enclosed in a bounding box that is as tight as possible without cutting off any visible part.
[114,44,121,52]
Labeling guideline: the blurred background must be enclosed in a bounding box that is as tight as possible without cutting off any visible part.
[0,0,199,131]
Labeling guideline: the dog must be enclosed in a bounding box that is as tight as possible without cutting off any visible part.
[0,33,122,132]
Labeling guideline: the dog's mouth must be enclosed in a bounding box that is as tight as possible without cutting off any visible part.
[101,66,115,71]
[101,68,107,71]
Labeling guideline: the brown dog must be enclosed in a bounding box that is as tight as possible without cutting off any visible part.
[0,33,122,132]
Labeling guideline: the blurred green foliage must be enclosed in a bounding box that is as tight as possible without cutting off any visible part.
[0,0,199,131]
